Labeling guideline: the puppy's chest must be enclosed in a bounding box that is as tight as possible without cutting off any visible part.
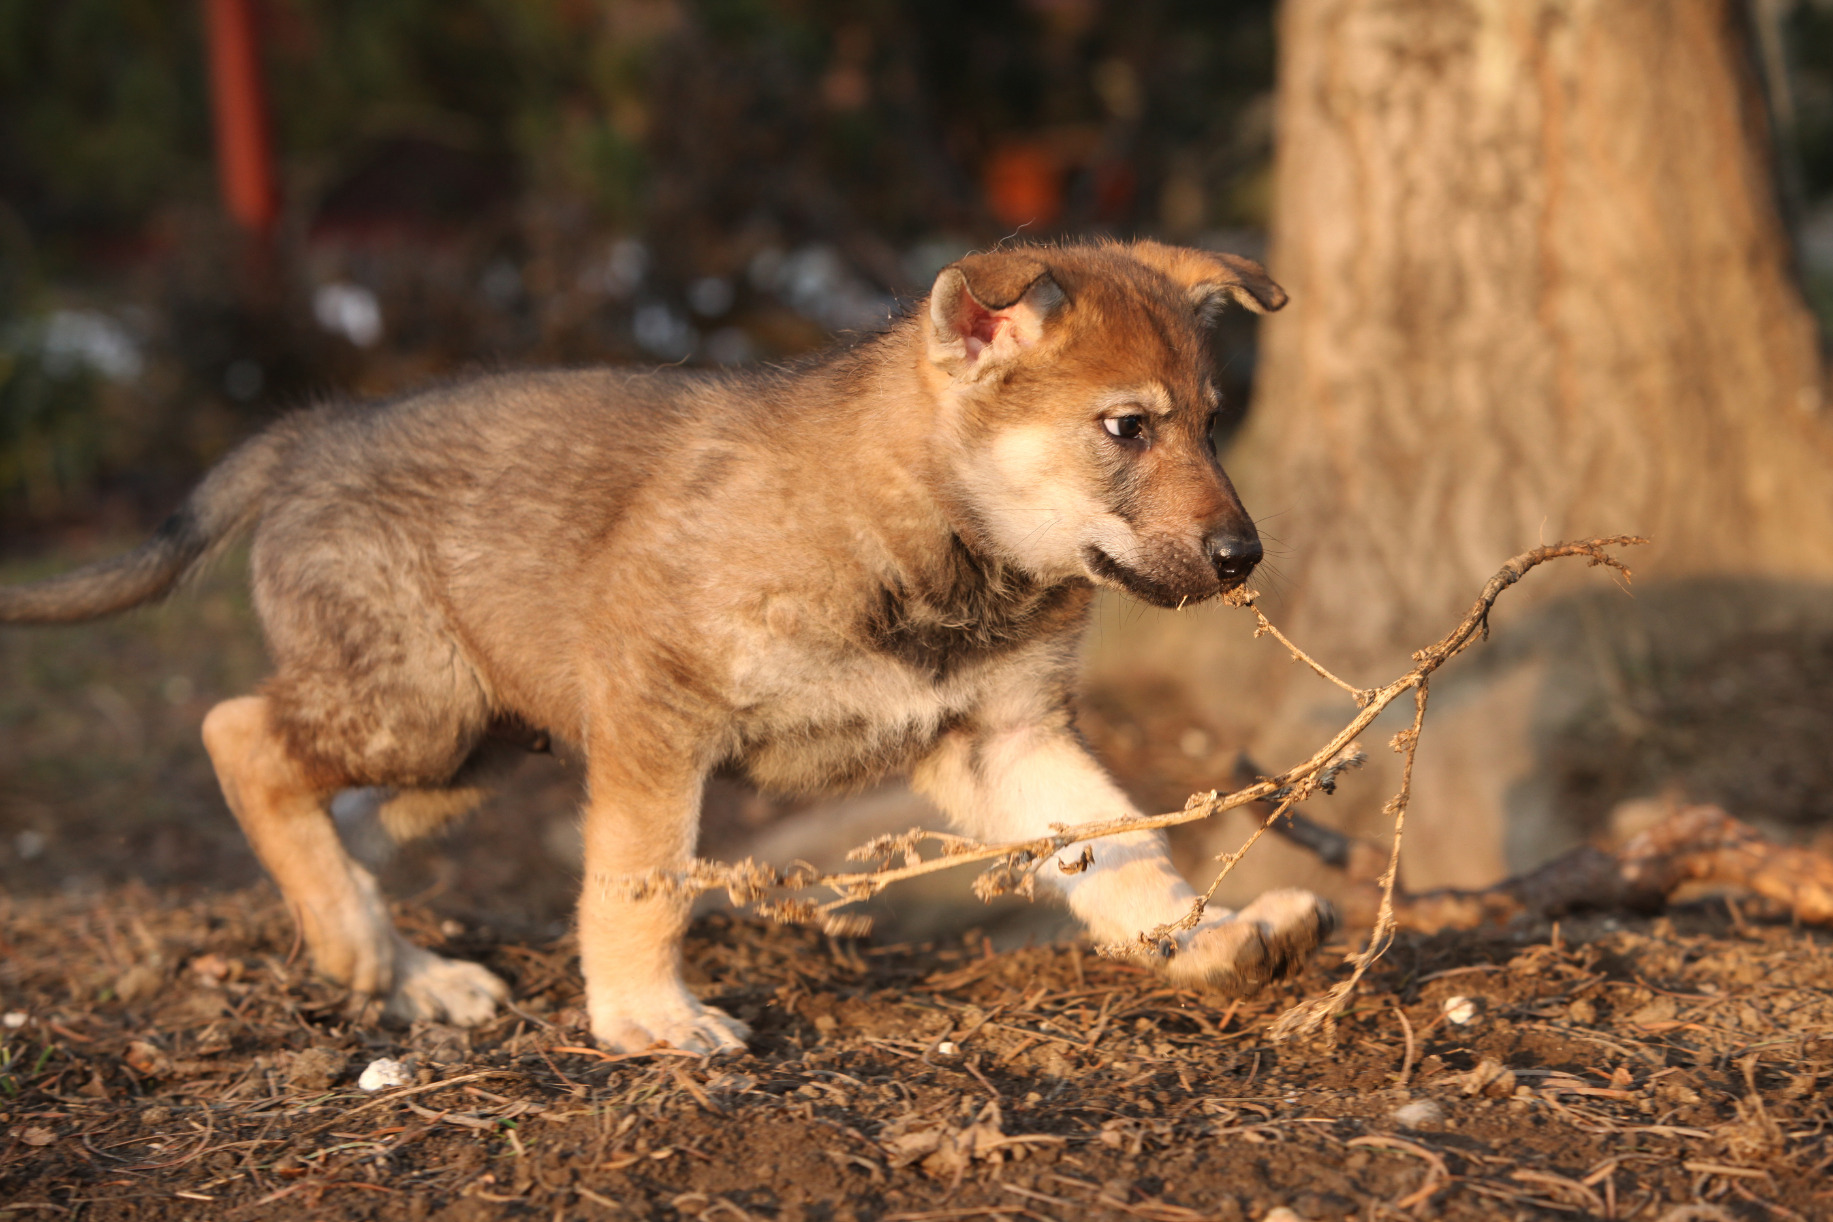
[727,583,1085,793]
[729,632,986,792]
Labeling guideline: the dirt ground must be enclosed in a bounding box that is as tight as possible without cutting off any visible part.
[4,547,1833,1221]
[2,892,1831,1221]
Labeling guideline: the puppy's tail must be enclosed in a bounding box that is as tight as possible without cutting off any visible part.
[0,421,302,625]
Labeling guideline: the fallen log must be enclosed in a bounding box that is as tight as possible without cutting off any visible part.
[1269,801,1833,932]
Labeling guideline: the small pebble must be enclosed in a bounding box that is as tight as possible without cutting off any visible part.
[2,1011,26,1029]
[285,1047,344,1092]
[935,1041,959,1056]
[113,964,162,1005]
[1442,995,1479,1025]
[1391,1099,1445,1130]
[357,1057,412,1092]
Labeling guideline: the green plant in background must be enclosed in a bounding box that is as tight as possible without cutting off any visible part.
[0,0,212,254]
[262,0,665,226]
[0,337,107,521]
[0,186,117,524]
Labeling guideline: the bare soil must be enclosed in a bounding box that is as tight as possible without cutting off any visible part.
[4,549,1833,1221]
[3,893,1832,1221]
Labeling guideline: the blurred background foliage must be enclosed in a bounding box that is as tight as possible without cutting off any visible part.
[0,0,1281,536]
[2,0,1277,249]
[3,0,1832,539]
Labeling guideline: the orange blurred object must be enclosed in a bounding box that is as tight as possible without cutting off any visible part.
[983,142,1063,229]
[204,0,279,235]
[1091,158,1137,224]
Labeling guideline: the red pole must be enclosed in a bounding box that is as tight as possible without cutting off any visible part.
[204,0,278,236]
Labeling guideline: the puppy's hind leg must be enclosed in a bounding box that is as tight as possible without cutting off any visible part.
[334,738,526,864]
[201,696,508,1025]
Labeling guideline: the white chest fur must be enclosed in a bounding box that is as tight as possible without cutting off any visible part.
[727,628,993,793]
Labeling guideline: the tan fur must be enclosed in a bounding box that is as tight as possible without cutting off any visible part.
[3,240,1333,1054]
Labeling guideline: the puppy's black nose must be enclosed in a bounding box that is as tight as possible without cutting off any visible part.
[1207,531,1263,585]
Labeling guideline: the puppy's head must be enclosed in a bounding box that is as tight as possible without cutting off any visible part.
[923,240,1286,608]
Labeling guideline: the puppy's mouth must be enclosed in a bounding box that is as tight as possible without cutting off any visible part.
[1081,545,1221,609]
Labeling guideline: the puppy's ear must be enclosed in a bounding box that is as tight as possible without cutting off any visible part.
[1129,239,1288,319]
[927,252,1065,377]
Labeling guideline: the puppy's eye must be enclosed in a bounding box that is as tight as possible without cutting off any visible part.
[1103,415,1147,440]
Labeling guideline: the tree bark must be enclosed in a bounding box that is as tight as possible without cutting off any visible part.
[1089,0,1833,898]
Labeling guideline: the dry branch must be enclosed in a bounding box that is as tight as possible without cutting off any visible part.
[608,536,1649,1039]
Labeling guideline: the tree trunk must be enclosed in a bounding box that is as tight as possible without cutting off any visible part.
[1088,0,1833,900]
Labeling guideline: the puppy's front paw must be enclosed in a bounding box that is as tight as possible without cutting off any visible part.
[1165,888,1336,995]
[384,941,510,1027]
[591,990,751,1059]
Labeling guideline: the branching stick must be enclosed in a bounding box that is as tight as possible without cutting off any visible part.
[606,536,1649,1037]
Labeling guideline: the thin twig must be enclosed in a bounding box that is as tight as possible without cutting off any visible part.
[1269,681,1430,1041]
[1394,1002,1417,1088]
[1247,605,1376,705]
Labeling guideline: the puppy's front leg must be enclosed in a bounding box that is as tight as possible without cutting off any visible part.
[577,744,748,1057]
[913,717,1334,993]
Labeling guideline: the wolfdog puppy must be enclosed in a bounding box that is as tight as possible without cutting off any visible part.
[1,240,1334,1054]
